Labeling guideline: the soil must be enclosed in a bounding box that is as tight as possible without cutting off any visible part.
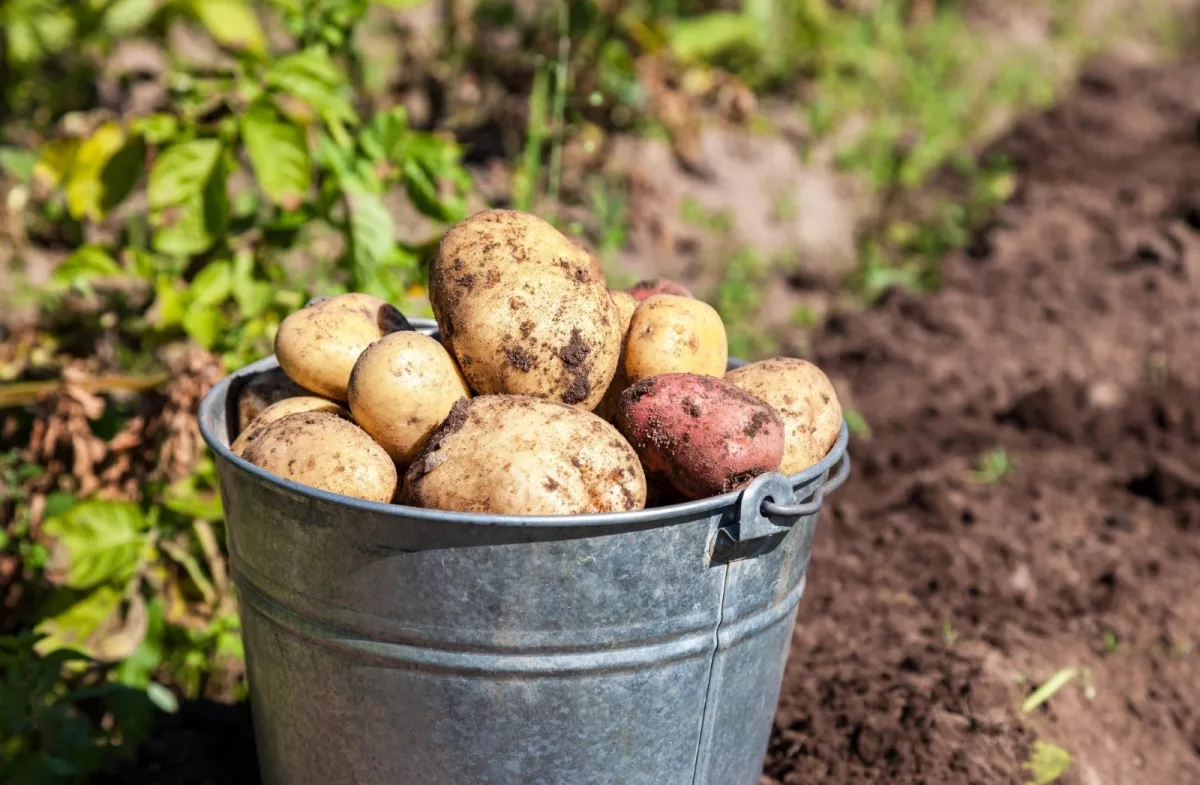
[99,56,1200,784]
[767,55,1200,784]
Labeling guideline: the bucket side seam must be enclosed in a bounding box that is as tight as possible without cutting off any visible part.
[689,561,730,785]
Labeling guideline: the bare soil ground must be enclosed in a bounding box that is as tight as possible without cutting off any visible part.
[767,55,1200,784]
[100,55,1200,785]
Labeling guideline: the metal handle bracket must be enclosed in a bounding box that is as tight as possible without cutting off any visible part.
[719,452,851,555]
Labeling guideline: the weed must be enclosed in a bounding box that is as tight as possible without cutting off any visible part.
[514,64,550,214]
[1102,629,1120,654]
[711,247,776,359]
[1021,667,1079,714]
[1023,740,1073,785]
[586,175,630,270]
[680,196,735,236]
[942,621,959,646]
[844,410,871,438]
[790,305,817,329]
[971,449,1015,484]
[772,191,798,224]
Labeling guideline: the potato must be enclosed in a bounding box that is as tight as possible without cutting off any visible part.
[725,358,842,474]
[236,367,308,431]
[624,295,728,384]
[242,411,397,503]
[275,292,412,400]
[232,396,349,457]
[592,290,639,421]
[626,278,692,301]
[403,395,646,515]
[347,331,471,466]
[616,374,784,500]
[429,209,621,410]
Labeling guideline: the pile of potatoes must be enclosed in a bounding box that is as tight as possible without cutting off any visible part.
[232,209,842,515]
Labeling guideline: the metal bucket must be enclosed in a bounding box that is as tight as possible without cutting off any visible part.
[198,318,850,785]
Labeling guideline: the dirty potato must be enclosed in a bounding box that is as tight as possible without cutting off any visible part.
[242,411,397,503]
[274,292,412,401]
[428,209,621,410]
[592,290,639,421]
[347,331,471,466]
[403,395,646,515]
[624,294,728,383]
[626,278,692,301]
[231,396,349,457]
[236,367,308,431]
[725,358,842,474]
[616,374,784,500]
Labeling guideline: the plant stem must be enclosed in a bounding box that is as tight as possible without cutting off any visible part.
[546,0,571,221]
[0,372,171,409]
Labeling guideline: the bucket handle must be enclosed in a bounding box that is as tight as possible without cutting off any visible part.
[733,453,851,544]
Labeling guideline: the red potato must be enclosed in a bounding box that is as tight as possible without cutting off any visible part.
[626,278,692,302]
[615,373,784,500]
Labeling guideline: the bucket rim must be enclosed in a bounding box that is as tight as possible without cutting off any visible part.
[199,347,849,529]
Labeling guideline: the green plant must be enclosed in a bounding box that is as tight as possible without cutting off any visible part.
[2,3,471,780]
[26,1,469,368]
[1021,667,1078,714]
[0,632,160,785]
[711,247,776,360]
[1024,739,1073,785]
[844,410,870,438]
[970,448,1015,484]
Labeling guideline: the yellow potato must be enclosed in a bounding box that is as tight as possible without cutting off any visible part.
[725,357,842,474]
[347,332,471,466]
[593,290,639,422]
[274,292,411,400]
[429,210,621,410]
[231,395,349,457]
[242,411,397,503]
[624,294,728,383]
[402,395,646,515]
[236,367,308,431]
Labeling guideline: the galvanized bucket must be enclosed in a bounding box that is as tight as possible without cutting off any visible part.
[198,318,850,785]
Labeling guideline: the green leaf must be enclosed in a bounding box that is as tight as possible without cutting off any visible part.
[65,123,129,220]
[241,103,312,207]
[41,501,148,590]
[34,586,122,656]
[268,48,357,132]
[395,132,469,223]
[98,134,146,214]
[153,276,185,327]
[182,304,222,349]
[147,139,222,210]
[1024,740,1073,785]
[159,539,216,606]
[153,193,209,255]
[402,159,462,224]
[151,148,227,256]
[231,252,272,319]
[130,113,179,145]
[33,138,80,188]
[344,188,395,295]
[4,2,74,65]
[146,682,179,713]
[668,12,762,63]
[360,107,408,162]
[0,146,37,181]
[188,260,232,307]
[189,0,266,54]
[103,0,160,36]
[51,246,122,291]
